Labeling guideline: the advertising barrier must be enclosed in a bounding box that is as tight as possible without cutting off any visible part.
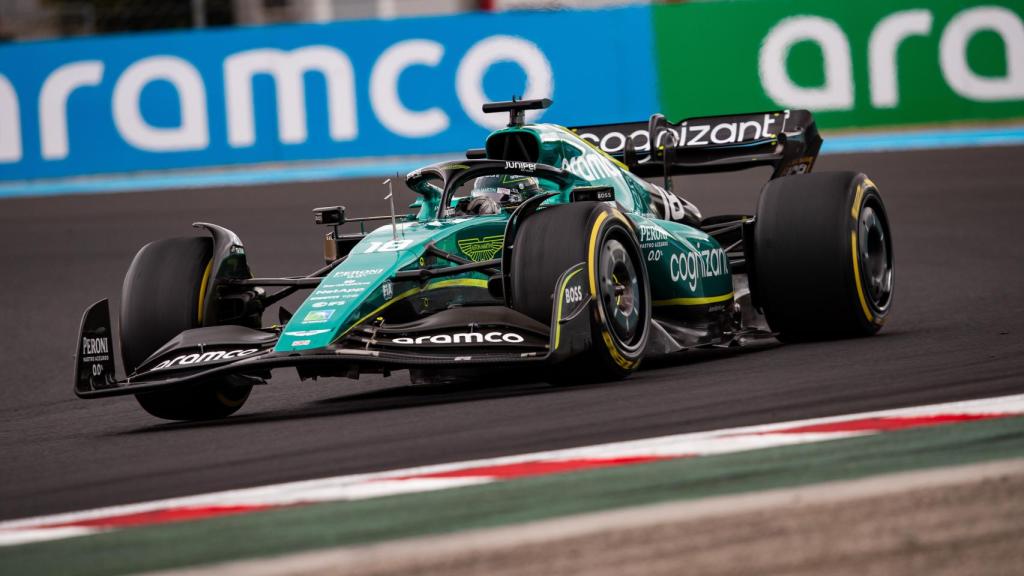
[653,0,1024,130]
[0,7,656,181]
[0,1,1022,183]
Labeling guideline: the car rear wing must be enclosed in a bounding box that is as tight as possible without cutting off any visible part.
[569,109,822,185]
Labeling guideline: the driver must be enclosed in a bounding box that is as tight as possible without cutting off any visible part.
[458,174,542,215]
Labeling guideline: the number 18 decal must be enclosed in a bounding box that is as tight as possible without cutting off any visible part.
[363,240,412,253]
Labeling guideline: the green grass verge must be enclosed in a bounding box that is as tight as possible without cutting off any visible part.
[4,416,1024,576]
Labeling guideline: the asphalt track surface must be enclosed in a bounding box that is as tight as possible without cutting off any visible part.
[1,146,1022,521]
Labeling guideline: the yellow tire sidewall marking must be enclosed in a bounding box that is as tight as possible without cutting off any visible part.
[587,211,609,298]
[586,209,638,371]
[197,259,213,325]
[850,230,875,323]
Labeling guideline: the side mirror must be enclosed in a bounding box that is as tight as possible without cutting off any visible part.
[313,206,357,264]
[313,206,346,227]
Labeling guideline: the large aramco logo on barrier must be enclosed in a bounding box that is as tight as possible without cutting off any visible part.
[0,34,553,166]
[758,5,1024,111]
[656,1,1024,127]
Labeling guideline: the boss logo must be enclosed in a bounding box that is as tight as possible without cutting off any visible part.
[564,285,584,305]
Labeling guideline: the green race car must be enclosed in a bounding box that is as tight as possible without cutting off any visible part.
[75,99,894,421]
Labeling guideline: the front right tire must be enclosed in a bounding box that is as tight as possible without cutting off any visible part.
[510,202,651,383]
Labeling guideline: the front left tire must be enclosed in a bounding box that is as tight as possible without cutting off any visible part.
[121,237,252,421]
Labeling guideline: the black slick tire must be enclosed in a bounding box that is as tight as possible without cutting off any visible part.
[510,202,650,383]
[753,171,894,341]
[121,237,252,421]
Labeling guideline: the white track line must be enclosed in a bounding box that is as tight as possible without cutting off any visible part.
[2,393,1022,546]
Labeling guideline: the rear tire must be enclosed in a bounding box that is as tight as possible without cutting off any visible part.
[753,171,894,341]
[510,203,650,383]
[121,237,252,421]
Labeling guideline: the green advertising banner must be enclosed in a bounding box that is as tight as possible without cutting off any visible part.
[653,0,1024,130]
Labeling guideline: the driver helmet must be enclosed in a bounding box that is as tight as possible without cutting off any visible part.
[471,174,542,207]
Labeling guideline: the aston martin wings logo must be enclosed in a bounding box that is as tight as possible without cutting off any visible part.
[457,235,504,262]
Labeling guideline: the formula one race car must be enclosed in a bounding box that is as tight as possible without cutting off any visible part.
[75,98,894,421]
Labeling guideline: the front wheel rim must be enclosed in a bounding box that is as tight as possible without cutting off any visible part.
[599,237,642,345]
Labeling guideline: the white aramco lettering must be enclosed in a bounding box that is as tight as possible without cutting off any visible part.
[113,56,208,152]
[940,6,1024,102]
[869,10,933,108]
[391,332,525,345]
[456,35,553,130]
[0,74,20,164]
[39,61,104,160]
[151,348,259,371]
[225,46,357,147]
[370,39,449,138]
[759,16,854,111]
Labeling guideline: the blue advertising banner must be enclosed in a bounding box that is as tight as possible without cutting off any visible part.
[0,7,656,182]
